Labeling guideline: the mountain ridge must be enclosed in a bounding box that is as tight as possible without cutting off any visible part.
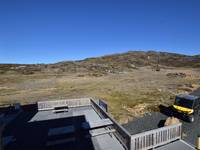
[0,51,200,75]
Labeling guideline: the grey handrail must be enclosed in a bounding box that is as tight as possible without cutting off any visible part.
[37,98,91,111]
[91,99,132,150]
[130,123,182,150]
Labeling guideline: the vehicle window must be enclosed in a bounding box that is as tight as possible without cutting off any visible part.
[175,98,193,109]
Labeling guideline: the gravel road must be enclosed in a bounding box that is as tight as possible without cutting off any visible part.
[123,88,200,146]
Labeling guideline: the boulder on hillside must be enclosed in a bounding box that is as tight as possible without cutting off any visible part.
[166,72,187,78]
[164,117,180,126]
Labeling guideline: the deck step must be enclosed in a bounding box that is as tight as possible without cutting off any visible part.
[82,118,113,130]
[90,129,116,137]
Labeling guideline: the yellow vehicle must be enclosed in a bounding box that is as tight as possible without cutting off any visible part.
[172,94,200,122]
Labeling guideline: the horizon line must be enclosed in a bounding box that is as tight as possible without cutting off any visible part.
[0,50,199,65]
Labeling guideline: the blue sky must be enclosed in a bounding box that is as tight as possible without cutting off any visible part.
[0,0,200,64]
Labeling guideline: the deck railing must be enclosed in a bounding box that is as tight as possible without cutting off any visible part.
[37,98,91,111]
[91,99,132,150]
[37,98,182,150]
[130,123,182,150]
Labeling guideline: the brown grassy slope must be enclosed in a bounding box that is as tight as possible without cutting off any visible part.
[0,51,200,123]
[0,67,200,123]
[0,51,200,75]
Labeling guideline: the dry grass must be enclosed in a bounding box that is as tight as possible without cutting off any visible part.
[0,67,200,123]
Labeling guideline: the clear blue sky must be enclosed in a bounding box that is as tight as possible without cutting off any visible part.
[0,0,200,64]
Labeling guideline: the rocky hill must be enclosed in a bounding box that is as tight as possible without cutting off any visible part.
[0,51,200,75]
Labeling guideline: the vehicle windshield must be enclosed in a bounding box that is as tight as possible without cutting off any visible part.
[175,97,194,109]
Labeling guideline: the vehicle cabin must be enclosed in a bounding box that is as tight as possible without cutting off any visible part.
[172,94,200,122]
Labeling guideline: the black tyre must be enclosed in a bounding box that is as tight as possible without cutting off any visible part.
[188,115,195,123]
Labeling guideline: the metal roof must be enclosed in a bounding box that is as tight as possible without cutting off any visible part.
[177,94,199,101]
